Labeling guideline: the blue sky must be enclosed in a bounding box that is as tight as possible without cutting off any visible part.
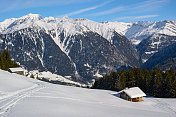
[0,0,175,22]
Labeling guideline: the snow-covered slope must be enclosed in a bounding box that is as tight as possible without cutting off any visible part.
[108,21,176,45]
[0,70,34,95]
[0,69,176,117]
[27,70,86,87]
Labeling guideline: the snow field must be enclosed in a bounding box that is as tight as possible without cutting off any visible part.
[0,69,176,117]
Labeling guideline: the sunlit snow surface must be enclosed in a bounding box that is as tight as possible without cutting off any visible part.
[28,70,84,87]
[0,69,176,117]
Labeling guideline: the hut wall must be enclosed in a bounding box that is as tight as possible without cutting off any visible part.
[131,97,143,102]
[120,92,130,100]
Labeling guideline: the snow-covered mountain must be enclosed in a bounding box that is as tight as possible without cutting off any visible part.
[0,13,176,81]
[104,20,176,64]
[121,21,176,64]
[108,21,176,64]
[0,69,176,117]
[1,14,176,45]
[0,14,140,82]
[107,20,176,64]
[107,20,176,45]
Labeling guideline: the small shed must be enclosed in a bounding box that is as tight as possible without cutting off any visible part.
[119,87,146,102]
[8,67,24,75]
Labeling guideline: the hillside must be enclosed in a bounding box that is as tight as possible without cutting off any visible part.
[137,34,176,63]
[141,42,176,70]
[0,69,176,117]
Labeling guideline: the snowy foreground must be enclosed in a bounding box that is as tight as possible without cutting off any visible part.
[0,69,176,117]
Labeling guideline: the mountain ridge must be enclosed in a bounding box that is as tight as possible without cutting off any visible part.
[1,14,176,43]
[0,13,176,82]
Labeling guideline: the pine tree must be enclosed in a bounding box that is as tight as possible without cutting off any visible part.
[170,79,176,97]
[0,55,3,69]
[0,49,20,70]
[119,72,126,90]
[153,69,162,97]
[143,69,150,93]
[93,68,176,98]
[109,71,118,90]
[148,70,155,96]
[164,71,173,97]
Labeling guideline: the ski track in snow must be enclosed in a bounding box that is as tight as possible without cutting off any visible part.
[0,83,45,116]
[147,98,176,115]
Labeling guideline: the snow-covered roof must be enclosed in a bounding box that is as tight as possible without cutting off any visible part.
[8,67,24,72]
[121,87,146,98]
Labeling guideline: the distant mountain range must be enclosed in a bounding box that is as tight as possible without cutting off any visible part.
[0,14,176,83]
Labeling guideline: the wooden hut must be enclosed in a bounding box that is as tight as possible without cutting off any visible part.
[8,67,24,75]
[119,87,146,102]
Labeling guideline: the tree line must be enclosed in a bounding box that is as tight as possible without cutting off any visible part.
[93,68,176,98]
[0,49,20,70]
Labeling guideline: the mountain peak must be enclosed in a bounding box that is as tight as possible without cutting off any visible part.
[21,13,43,20]
[60,16,71,21]
[62,16,69,19]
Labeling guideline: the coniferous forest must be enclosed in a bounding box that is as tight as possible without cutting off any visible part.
[0,49,20,70]
[93,68,176,98]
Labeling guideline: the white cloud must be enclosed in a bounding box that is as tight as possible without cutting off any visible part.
[89,0,169,17]
[114,15,159,21]
[131,0,170,12]
[60,0,114,17]
[91,6,125,16]
[0,0,95,13]
[134,0,169,9]
[133,15,159,19]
